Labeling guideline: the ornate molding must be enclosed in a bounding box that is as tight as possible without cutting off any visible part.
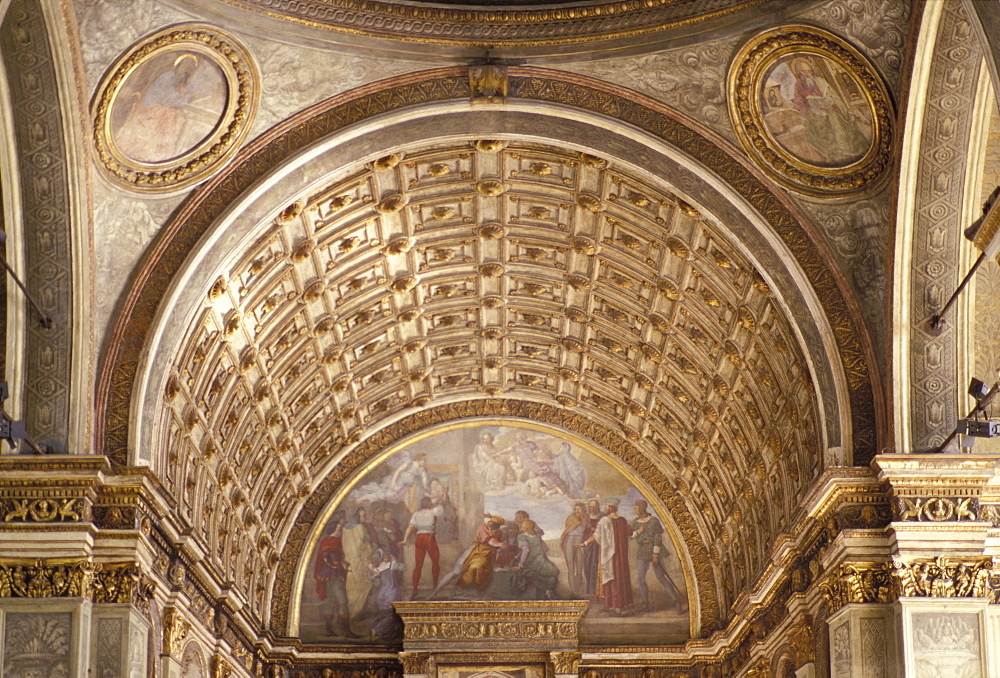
[551,651,582,675]
[0,559,93,597]
[0,559,155,605]
[91,25,258,192]
[2,497,83,522]
[895,556,1000,601]
[893,496,979,522]
[0,0,74,452]
[163,606,192,656]
[820,562,895,613]
[220,0,766,48]
[821,557,1000,613]
[394,600,588,652]
[398,652,430,675]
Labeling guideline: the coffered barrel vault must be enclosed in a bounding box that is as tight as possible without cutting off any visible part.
[92,68,878,644]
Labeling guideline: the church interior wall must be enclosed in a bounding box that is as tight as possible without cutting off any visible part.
[4,0,1000,676]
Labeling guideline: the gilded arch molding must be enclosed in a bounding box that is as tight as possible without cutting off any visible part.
[269,399,718,640]
[95,66,882,469]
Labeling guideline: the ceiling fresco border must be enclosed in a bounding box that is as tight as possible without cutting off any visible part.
[95,66,882,471]
[215,0,768,48]
[275,405,711,642]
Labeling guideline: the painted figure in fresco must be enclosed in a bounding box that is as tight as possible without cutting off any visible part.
[314,517,359,638]
[471,432,507,491]
[428,476,458,544]
[353,452,429,512]
[115,54,221,164]
[560,502,589,597]
[503,431,540,481]
[551,441,587,498]
[511,519,560,599]
[431,513,506,597]
[372,508,403,559]
[790,57,869,165]
[630,500,685,613]
[399,496,443,597]
[582,501,633,615]
[343,507,378,618]
[580,499,603,598]
[366,548,404,642]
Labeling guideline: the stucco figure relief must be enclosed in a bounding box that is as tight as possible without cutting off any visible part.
[300,423,689,646]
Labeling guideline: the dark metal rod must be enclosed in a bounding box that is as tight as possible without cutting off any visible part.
[931,251,988,329]
[0,251,52,329]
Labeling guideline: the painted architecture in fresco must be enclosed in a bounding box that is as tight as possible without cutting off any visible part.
[299,423,689,646]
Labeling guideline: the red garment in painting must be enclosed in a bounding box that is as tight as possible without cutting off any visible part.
[314,534,346,599]
[596,514,633,610]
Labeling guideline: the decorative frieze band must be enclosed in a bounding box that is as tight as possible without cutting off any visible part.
[0,559,153,605]
[893,496,979,522]
[822,557,1000,612]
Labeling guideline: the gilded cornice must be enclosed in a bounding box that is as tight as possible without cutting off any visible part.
[218,0,767,47]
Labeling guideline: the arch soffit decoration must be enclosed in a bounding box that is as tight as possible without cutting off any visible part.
[93,67,883,636]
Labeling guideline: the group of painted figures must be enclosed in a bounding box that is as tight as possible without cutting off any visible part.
[314,496,687,642]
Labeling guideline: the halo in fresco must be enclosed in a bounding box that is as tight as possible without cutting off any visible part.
[91,25,258,192]
[296,422,690,646]
[728,25,893,195]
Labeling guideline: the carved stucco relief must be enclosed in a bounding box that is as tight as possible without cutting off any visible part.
[908,0,983,451]
[563,37,740,142]
[1,0,74,452]
[860,617,889,678]
[800,0,910,96]
[912,613,982,678]
[2,612,72,676]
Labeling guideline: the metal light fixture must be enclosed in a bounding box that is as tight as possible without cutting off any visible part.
[930,186,1000,330]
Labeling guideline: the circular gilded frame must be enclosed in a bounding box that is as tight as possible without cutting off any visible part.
[728,25,893,195]
[91,24,258,193]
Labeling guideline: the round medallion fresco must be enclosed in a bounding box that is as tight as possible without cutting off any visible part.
[294,421,691,646]
[91,25,257,192]
[728,26,893,195]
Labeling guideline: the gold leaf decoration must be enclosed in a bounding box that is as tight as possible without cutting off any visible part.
[476,179,506,196]
[478,222,505,239]
[571,237,596,255]
[576,193,603,212]
[479,263,505,278]
[371,153,402,171]
[474,140,506,152]
[376,194,406,213]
